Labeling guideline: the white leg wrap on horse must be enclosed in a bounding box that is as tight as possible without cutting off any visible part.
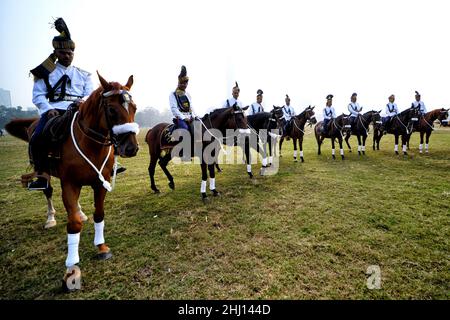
[425,144,429,152]
[332,149,336,156]
[294,150,297,158]
[269,156,273,164]
[66,233,80,267]
[247,165,252,173]
[201,180,207,193]
[394,145,398,152]
[209,178,215,190]
[300,151,304,157]
[419,144,423,151]
[47,198,56,215]
[402,145,407,152]
[94,221,105,246]
[362,146,366,152]
[262,157,268,166]
[357,145,361,152]
[340,149,344,156]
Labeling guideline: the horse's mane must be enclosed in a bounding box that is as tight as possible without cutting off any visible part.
[399,107,415,116]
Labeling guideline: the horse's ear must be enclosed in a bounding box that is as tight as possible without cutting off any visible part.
[378,109,382,113]
[312,106,315,110]
[125,75,134,90]
[97,71,109,90]
[242,105,249,111]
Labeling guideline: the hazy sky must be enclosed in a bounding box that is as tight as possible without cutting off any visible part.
[1,0,449,118]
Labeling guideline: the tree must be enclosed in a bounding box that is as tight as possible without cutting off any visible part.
[0,105,39,129]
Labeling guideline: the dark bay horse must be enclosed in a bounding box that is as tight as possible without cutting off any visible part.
[384,106,420,155]
[242,107,284,178]
[146,104,249,200]
[406,108,449,153]
[314,114,350,160]
[279,106,317,162]
[372,115,384,151]
[343,110,381,155]
[5,73,139,289]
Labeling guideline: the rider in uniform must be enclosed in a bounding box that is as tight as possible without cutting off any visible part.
[169,65,196,137]
[247,89,265,116]
[382,94,398,132]
[348,92,362,130]
[412,91,426,115]
[28,18,94,190]
[223,82,243,109]
[322,94,336,134]
[281,94,295,136]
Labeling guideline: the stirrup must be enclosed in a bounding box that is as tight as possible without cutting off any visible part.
[28,176,49,190]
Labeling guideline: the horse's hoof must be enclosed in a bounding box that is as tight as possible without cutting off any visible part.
[341,156,345,160]
[96,250,112,261]
[211,189,220,197]
[332,155,336,160]
[395,151,399,155]
[247,172,253,179]
[403,152,408,156]
[152,187,160,194]
[349,150,352,153]
[80,212,88,222]
[168,181,175,190]
[62,265,81,292]
[373,146,375,151]
[301,157,305,163]
[362,151,365,155]
[294,158,298,162]
[358,151,361,156]
[44,220,56,229]
[201,193,209,203]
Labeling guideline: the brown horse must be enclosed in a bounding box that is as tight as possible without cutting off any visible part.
[146,104,248,201]
[279,106,317,162]
[5,73,139,290]
[406,108,449,153]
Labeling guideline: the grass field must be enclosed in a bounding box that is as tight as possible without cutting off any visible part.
[0,127,449,299]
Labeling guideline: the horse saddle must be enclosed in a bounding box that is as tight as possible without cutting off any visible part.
[42,104,78,147]
[160,124,177,149]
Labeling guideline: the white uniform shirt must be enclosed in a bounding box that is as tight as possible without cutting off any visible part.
[247,102,264,116]
[222,97,243,109]
[385,102,398,117]
[323,105,336,120]
[32,62,94,115]
[170,91,195,119]
[348,102,362,117]
[412,100,426,114]
[282,105,295,121]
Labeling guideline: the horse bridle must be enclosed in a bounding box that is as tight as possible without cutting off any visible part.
[78,89,139,150]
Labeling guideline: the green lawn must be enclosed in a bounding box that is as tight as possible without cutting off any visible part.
[0,127,449,299]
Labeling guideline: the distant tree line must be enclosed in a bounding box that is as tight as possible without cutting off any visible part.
[135,107,173,128]
[0,105,39,129]
[0,104,171,131]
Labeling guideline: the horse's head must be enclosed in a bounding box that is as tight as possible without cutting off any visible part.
[304,105,317,125]
[337,114,352,132]
[438,108,449,124]
[371,110,383,129]
[213,103,249,134]
[97,72,139,158]
[410,105,421,118]
[270,106,284,129]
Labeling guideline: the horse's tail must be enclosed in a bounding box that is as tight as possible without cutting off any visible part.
[5,118,38,142]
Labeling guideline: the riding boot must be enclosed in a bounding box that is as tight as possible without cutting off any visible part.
[28,139,50,190]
